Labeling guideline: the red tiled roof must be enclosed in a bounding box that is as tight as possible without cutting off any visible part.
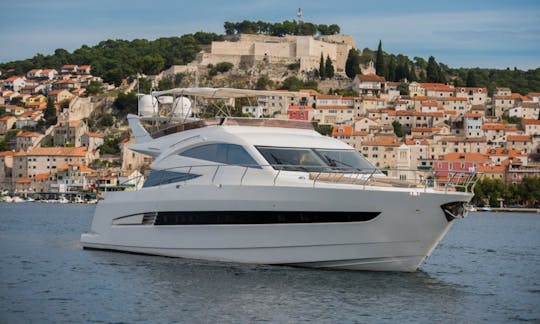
[356,73,385,82]
[26,147,88,157]
[442,152,490,162]
[464,112,483,118]
[17,131,42,138]
[507,135,532,142]
[482,123,504,130]
[522,119,540,125]
[34,173,49,180]
[16,177,31,184]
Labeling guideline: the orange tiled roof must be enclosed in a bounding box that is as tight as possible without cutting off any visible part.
[17,131,42,138]
[86,132,104,138]
[361,134,401,146]
[412,127,440,132]
[0,115,16,121]
[443,152,490,162]
[522,119,540,125]
[477,165,506,173]
[0,151,15,157]
[507,135,532,142]
[464,112,483,118]
[34,173,50,180]
[510,93,528,101]
[356,73,385,82]
[405,139,430,145]
[420,83,454,91]
[482,123,504,130]
[58,163,95,173]
[331,126,368,137]
[16,177,31,184]
[486,148,523,157]
[26,147,88,157]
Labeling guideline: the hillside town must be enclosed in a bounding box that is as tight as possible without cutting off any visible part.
[0,33,539,203]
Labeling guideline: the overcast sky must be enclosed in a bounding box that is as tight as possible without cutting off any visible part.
[1,0,539,69]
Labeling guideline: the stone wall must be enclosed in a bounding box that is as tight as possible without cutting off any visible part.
[202,34,354,74]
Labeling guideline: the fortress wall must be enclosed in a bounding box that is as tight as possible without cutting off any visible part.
[253,42,294,57]
[211,41,254,56]
[318,35,355,48]
[199,53,243,66]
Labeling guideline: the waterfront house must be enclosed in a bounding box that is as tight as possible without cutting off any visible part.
[0,151,15,191]
[12,147,91,183]
[434,152,491,182]
[287,105,314,121]
[52,163,95,192]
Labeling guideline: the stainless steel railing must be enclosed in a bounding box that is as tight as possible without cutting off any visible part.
[117,164,479,195]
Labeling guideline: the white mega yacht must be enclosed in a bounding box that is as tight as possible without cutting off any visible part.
[81,88,476,272]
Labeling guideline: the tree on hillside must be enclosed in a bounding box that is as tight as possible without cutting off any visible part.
[345,49,361,79]
[136,55,165,75]
[466,70,478,87]
[392,120,404,137]
[426,56,441,83]
[325,55,335,79]
[255,74,273,90]
[375,40,385,77]
[386,56,396,82]
[319,53,326,80]
[114,91,138,115]
[85,80,103,95]
[44,98,57,127]
[397,82,410,95]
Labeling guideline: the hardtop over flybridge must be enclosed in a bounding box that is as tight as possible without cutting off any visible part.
[81,87,477,272]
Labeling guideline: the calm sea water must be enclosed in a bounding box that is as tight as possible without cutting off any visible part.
[0,203,538,323]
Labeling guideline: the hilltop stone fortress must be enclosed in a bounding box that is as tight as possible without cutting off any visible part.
[195,34,354,74]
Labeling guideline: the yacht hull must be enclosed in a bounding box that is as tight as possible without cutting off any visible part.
[81,184,470,272]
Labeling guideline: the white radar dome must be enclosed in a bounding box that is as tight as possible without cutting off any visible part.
[138,95,158,117]
[157,96,173,104]
[173,96,192,118]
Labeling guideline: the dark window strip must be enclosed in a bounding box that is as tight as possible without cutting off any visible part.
[153,211,380,225]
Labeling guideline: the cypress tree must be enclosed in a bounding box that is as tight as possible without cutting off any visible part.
[375,40,385,77]
[466,70,477,87]
[345,49,361,79]
[426,56,439,82]
[325,55,335,79]
[387,56,396,81]
[319,53,326,80]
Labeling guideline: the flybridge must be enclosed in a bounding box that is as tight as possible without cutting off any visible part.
[151,117,315,139]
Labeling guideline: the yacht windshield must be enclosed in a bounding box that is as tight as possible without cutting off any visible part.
[256,147,327,172]
[314,149,375,172]
[256,146,377,173]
